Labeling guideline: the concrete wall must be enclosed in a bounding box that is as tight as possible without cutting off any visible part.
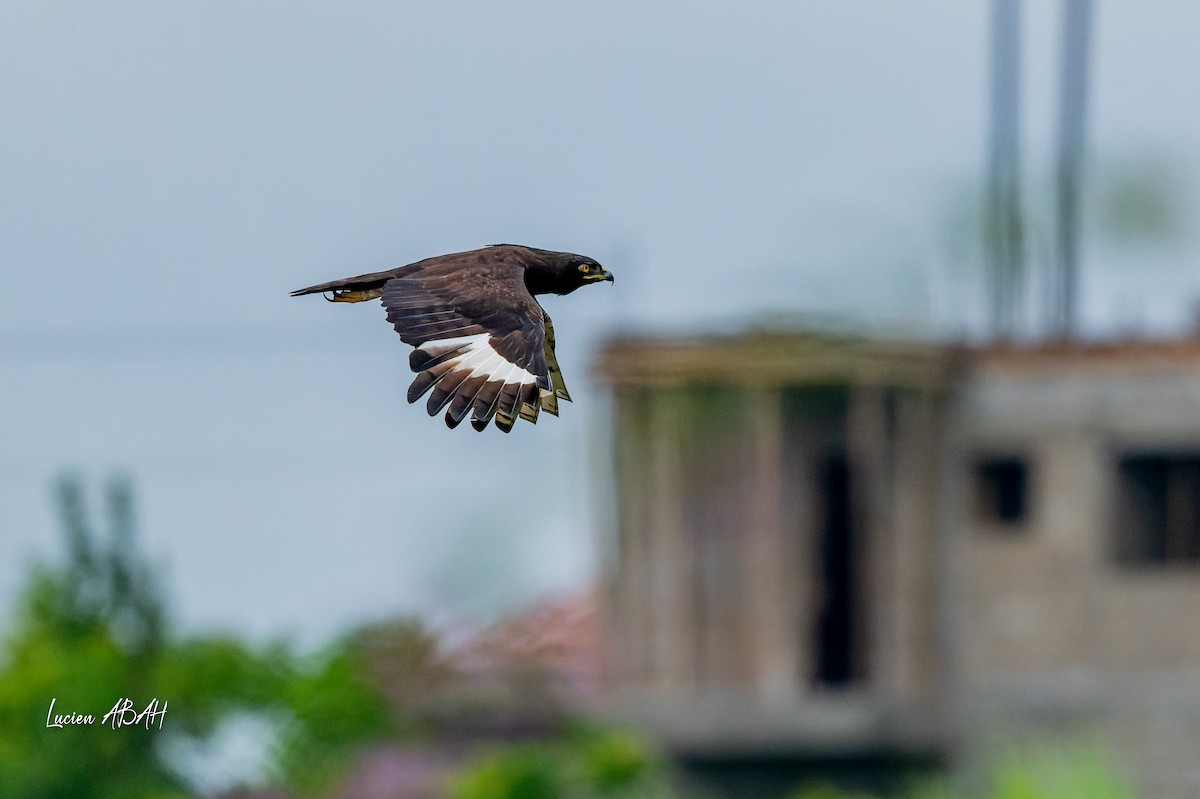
[956,352,1200,798]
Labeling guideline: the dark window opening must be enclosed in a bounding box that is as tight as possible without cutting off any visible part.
[815,454,861,687]
[974,456,1029,527]
[1114,454,1200,566]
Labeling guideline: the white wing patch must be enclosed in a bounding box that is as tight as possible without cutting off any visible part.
[417,334,540,388]
[409,333,545,431]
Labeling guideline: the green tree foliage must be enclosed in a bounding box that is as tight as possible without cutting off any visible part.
[274,633,398,794]
[449,728,673,799]
[0,474,186,799]
[982,744,1134,799]
[783,743,1135,799]
[0,474,398,799]
[1094,157,1188,250]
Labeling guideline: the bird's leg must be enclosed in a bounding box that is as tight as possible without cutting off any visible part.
[323,288,383,303]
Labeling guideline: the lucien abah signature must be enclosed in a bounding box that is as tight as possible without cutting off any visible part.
[45,697,168,730]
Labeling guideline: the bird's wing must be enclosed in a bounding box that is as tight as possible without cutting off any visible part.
[383,254,551,432]
[537,310,572,418]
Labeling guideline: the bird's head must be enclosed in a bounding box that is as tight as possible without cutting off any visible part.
[571,255,615,289]
[522,247,614,295]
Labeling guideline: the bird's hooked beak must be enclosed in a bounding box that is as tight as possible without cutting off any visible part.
[578,261,614,285]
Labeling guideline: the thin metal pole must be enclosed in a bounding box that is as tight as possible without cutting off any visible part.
[1054,0,1093,339]
[986,0,1023,340]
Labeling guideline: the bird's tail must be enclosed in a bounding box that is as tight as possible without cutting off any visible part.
[290,269,399,302]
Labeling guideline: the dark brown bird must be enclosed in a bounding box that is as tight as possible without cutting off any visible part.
[291,244,613,432]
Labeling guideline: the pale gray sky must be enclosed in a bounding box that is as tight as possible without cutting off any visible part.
[3,1,1200,643]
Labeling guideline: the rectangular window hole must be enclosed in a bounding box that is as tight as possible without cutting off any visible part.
[974,456,1030,527]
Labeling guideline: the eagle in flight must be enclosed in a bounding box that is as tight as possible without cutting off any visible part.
[291,244,613,432]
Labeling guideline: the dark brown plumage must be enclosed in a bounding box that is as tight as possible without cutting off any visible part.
[291,244,613,432]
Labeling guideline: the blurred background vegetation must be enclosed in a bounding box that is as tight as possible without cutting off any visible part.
[0,475,1139,798]
[0,474,674,799]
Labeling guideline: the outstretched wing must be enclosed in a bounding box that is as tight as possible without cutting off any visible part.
[536,311,572,419]
[382,252,551,432]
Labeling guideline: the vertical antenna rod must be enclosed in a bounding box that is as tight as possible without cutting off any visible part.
[1054,0,1093,339]
[986,0,1024,339]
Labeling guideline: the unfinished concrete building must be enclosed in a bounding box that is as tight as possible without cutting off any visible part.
[591,331,1200,799]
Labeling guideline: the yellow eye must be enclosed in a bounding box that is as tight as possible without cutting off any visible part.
[579,263,592,273]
